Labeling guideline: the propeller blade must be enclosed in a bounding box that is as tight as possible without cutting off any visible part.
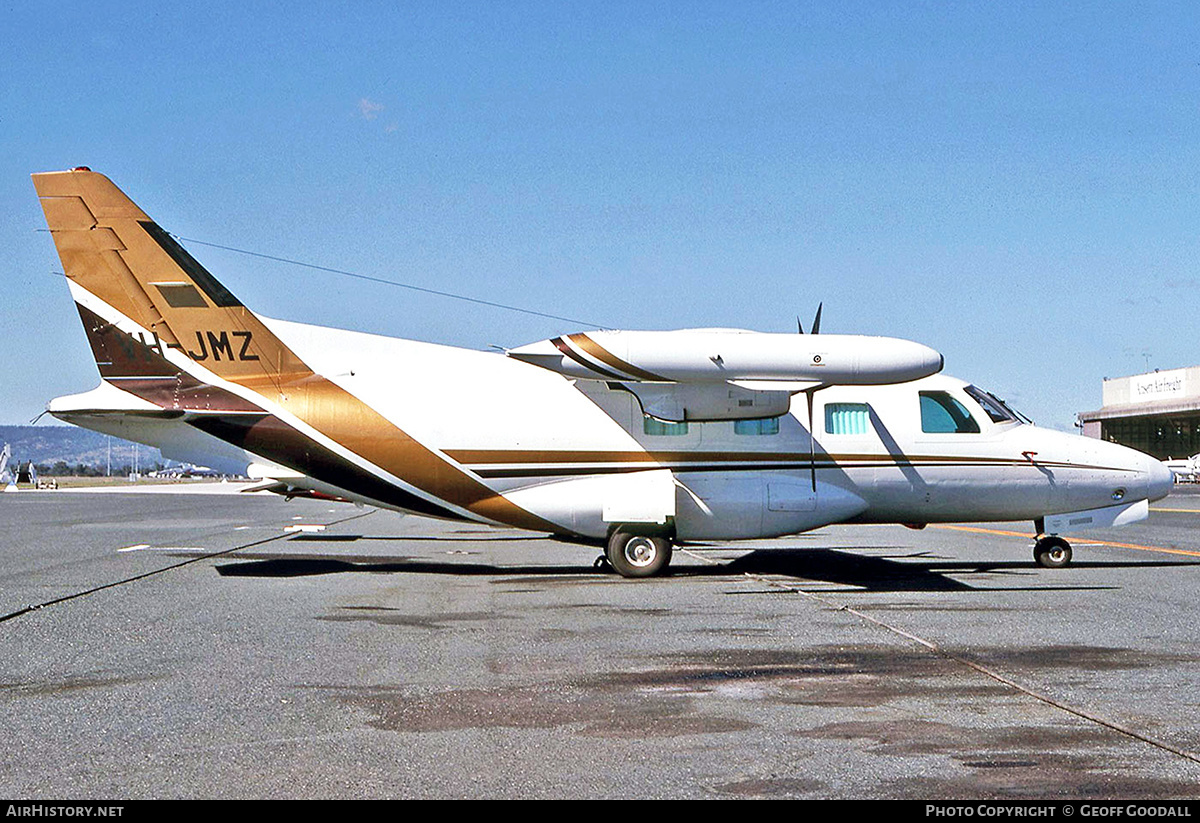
[806,390,817,492]
[797,315,804,335]
[811,302,823,335]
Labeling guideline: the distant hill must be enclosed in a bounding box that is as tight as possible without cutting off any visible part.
[0,425,163,473]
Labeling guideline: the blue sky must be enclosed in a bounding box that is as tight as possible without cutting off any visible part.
[2,2,1198,430]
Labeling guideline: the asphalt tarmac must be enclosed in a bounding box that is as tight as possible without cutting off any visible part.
[2,485,1199,799]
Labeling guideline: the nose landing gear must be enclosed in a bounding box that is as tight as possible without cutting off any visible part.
[1033,535,1073,569]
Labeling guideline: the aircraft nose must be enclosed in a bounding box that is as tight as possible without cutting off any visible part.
[1147,458,1174,502]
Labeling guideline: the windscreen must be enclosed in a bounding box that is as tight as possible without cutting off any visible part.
[964,385,1027,425]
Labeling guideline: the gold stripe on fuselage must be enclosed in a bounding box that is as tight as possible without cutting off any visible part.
[445,448,1132,474]
[270,378,560,532]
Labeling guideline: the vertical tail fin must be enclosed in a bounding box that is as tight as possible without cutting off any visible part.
[33,168,305,388]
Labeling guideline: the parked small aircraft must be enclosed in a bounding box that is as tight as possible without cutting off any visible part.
[32,168,1173,575]
[1164,454,1199,483]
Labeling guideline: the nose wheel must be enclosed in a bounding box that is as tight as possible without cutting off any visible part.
[1034,535,1072,569]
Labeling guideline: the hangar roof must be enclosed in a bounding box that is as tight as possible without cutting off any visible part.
[1079,365,1200,422]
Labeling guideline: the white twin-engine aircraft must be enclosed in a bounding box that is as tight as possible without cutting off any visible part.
[34,168,1173,577]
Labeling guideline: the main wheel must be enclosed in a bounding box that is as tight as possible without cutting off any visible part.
[1034,536,1072,569]
[606,531,672,578]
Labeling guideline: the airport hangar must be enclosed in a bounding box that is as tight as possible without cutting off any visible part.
[1078,365,1200,460]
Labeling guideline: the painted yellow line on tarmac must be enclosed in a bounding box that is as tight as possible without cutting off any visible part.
[931,524,1034,539]
[1150,506,1200,513]
[930,524,1200,560]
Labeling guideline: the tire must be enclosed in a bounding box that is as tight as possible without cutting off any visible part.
[1034,536,1072,569]
[606,531,672,578]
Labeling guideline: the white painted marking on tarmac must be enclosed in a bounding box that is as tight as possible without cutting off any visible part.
[118,545,207,553]
[284,524,326,533]
[56,482,267,495]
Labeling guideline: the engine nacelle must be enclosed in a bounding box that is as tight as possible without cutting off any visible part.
[619,382,792,422]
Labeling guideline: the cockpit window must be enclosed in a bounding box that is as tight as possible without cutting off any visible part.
[919,391,981,434]
[964,385,1027,425]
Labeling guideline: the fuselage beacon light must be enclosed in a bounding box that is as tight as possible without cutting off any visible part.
[33,168,1174,578]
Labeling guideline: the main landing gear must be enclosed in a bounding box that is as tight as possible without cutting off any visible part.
[601,528,674,578]
[1033,534,1073,569]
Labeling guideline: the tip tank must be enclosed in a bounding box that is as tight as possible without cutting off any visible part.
[508,329,943,385]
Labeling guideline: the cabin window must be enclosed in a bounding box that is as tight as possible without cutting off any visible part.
[734,417,780,436]
[643,416,689,436]
[919,391,981,434]
[825,403,871,435]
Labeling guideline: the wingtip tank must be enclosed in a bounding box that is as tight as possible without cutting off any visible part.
[507,328,944,387]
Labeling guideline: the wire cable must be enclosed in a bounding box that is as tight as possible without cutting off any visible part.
[173,234,607,330]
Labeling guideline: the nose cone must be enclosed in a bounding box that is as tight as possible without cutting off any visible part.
[1055,434,1176,510]
[1147,458,1175,503]
[927,347,945,377]
[858,338,945,384]
[902,341,945,379]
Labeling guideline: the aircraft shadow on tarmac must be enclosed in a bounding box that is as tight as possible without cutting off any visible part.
[213,546,1200,592]
[285,534,533,543]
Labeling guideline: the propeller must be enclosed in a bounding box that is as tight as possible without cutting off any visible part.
[796,302,823,335]
[794,303,825,489]
[806,389,817,491]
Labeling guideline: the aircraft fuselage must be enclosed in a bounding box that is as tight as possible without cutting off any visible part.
[51,309,1172,543]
